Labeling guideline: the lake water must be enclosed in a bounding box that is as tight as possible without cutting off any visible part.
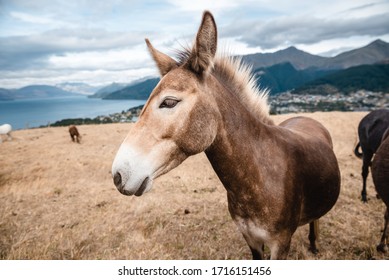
[0,96,146,130]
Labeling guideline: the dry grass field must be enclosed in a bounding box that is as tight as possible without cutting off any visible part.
[0,111,388,260]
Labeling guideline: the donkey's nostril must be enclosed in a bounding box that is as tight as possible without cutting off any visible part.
[113,172,122,188]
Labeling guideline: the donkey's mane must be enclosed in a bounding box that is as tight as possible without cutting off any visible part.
[177,49,273,125]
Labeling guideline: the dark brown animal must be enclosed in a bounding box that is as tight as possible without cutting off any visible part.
[372,128,389,253]
[111,11,341,259]
[354,109,389,202]
[69,125,81,143]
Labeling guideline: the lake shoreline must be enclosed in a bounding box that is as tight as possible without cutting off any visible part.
[0,96,146,130]
[40,105,144,128]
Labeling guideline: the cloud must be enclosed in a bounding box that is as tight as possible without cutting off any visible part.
[222,12,389,49]
[0,28,147,70]
[10,11,58,25]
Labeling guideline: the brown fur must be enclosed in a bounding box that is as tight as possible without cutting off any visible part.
[371,129,389,252]
[112,11,340,259]
[69,125,81,143]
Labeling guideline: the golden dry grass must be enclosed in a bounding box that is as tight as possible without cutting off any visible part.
[0,111,387,260]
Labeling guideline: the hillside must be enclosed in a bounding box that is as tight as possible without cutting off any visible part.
[89,82,128,99]
[293,64,389,95]
[103,78,159,100]
[253,62,334,94]
[318,40,389,70]
[0,85,81,100]
[56,82,102,96]
[0,88,15,101]
[242,46,326,70]
[1,112,387,260]
[242,39,389,71]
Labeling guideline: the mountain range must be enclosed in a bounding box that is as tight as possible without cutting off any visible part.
[0,85,81,101]
[293,63,389,95]
[1,39,388,101]
[89,82,128,99]
[56,82,103,95]
[243,39,389,70]
[88,77,157,99]
[100,78,159,100]
[97,39,389,99]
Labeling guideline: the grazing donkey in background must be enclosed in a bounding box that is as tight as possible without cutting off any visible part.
[112,11,340,259]
[0,124,12,143]
[371,128,389,253]
[69,125,81,143]
[354,109,389,202]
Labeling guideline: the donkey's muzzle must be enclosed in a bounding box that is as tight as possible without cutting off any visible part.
[112,169,151,196]
[111,144,154,196]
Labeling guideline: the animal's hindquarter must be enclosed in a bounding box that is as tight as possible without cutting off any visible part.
[297,143,340,224]
[372,138,389,207]
[279,117,341,225]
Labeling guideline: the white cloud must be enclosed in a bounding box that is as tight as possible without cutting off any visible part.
[221,11,389,49]
[48,47,152,71]
[167,0,239,14]
[10,11,57,24]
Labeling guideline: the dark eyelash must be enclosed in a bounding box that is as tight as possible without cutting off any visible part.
[159,98,180,109]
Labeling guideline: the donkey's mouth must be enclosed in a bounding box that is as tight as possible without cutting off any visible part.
[134,177,150,197]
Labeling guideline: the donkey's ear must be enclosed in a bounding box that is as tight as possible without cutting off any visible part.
[145,39,177,77]
[186,11,217,76]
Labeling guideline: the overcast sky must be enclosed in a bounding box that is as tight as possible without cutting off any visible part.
[1,0,389,89]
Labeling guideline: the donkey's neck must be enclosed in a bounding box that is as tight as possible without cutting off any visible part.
[204,77,276,211]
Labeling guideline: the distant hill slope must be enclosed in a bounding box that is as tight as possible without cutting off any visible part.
[103,78,160,100]
[56,82,102,95]
[242,46,326,70]
[0,85,81,100]
[319,40,389,70]
[293,64,389,95]
[253,62,335,94]
[89,82,128,99]
[0,88,15,100]
[242,39,389,71]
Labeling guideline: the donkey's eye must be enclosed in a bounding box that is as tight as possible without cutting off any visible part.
[159,98,180,109]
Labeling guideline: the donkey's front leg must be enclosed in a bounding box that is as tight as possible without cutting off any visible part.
[268,233,292,260]
[249,244,265,260]
[377,208,389,253]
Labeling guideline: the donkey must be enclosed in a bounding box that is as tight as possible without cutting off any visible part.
[69,125,81,143]
[371,128,389,252]
[111,11,340,259]
[0,124,12,143]
[354,109,389,202]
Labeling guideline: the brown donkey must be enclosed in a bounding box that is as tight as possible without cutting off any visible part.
[69,125,81,143]
[372,128,389,253]
[354,109,389,202]
[112,11,340,259]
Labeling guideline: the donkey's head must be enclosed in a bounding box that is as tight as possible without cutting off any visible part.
[112,11,221,196]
